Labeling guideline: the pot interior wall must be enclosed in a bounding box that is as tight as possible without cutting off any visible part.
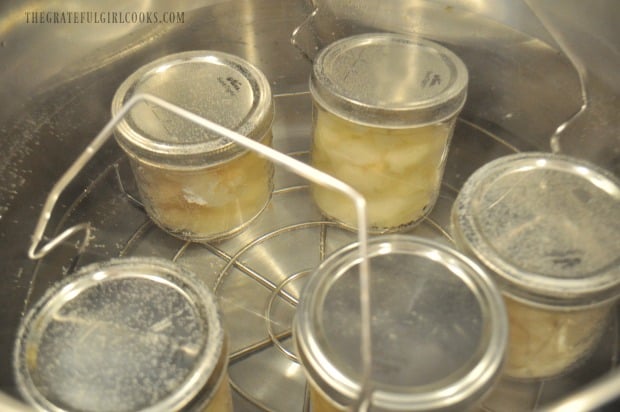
[0,1,618,411]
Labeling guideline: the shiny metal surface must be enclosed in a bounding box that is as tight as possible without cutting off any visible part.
[0,0,618,411]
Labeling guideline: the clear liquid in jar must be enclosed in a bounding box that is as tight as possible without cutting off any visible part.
[311,105,453,232]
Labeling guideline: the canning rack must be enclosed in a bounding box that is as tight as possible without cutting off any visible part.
[21,94,620,412]
[27,93,375,411]
[22,2,620,408]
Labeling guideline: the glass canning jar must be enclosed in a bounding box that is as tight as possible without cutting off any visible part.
[13,258,232,412]
[451,152,620,380]
[112,51,274,242]
[309,33,468,233]
[294,235,508,411]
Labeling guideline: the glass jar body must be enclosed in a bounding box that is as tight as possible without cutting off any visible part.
[307,379,493,412]
[202,372,232,411]
[194,358,233,412]
[503,295,614,380]
[310,104,456,232]
[179,334,233,412]
[309,382,345,412]
[128,133,273,242]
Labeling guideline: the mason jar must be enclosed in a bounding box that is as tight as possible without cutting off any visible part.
[294,235,508,411]
[14,258,232,412]
[112,51,274,242]
[309,33,468,232]
[451,152,620,379]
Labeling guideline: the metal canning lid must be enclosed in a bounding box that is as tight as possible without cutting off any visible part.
[452,152,620,307]
[294,235,507,411]
[14,257,225,412]
[310,33,468,128]
[112,50,274,169]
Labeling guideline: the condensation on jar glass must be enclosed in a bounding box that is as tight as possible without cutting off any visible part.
[309,33,468,232]
[451,152,620,380]
[294,235,508,411]
[13,258,232,412]
[112,50,274,242]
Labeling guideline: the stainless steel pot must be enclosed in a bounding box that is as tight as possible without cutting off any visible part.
[1,1,618,411]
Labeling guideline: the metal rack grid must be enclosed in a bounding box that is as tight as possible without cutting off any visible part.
[23,91,619,411]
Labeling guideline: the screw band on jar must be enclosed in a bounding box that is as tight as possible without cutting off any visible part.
[309,33,468,232]
[112,51,275,242]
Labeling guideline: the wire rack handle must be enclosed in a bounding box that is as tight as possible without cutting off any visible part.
[27,93,374,411]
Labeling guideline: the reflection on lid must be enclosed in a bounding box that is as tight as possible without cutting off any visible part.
[453,152,620,305]
[14,258,224,412]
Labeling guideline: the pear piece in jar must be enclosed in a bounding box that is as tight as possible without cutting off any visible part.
[131,145,272,240]
[311,107,450,231]
[504,296,612,379]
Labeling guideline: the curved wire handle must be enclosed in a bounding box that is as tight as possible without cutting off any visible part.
[524,0,589,154]
[27,93,374,410]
